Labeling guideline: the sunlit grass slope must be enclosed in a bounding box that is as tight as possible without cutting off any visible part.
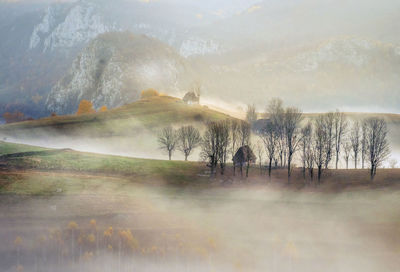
[0,141,49,155]
[0,141,207,190]
[0,96,233,137]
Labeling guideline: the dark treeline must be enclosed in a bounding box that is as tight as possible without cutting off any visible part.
[159,99,391,182]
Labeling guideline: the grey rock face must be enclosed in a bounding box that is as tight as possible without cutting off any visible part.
[46,32,193,114]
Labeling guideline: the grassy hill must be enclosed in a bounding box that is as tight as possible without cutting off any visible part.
[0,96,234,160]
[0,141,209,193]
[0,95,231,136]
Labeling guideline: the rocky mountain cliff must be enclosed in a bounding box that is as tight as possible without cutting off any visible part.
[46,32,194,114]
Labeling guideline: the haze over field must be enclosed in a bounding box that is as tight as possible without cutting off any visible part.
[0,141,399,272]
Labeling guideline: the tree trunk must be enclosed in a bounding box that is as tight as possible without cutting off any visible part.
[354,154,358,169]
[336,154,339,170]
[346,159,349,169]
[185,154,188,161]
[309,168,314,181]
[168,150,172,161]
[283,151,287,168]
[233,163,236,176]
[370,165,375,180]
[246,162,250,178]
[318,165,322,183]
[287,154,292,184]
[362,154,365,169]
[268,159,272,181]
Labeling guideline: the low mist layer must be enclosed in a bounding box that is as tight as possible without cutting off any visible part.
[0,171,399,272]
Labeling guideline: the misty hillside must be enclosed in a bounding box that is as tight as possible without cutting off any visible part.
[0,95,232,159]
[47,32,194,114]
[1,95,231,135]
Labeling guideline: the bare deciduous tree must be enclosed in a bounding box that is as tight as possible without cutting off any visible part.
[365,118,390,180]
[239,120,251,147]
[300,122,312,180]
[202,122,219,177]
[158,126,177,160]
[266,98,285,167]
[323,112,335,169]
[230,119,240,176]
[361,121,368,169]
[313,115,329,183]
[238,121,251,176]
[245,144,255,178]
[284,107,303,182]
[246,104,258,125]
[350,121,361,169]
[217,121,231,175]
[334,111,348,169]
[255,140,264,175]
[201,121,231,177]
[343,140,352,169]
[389,158,398,169]
[261,121,278,179]
[177,125,201,161]
[305,134,315,181]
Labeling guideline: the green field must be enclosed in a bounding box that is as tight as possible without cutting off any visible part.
[0,141,209,190]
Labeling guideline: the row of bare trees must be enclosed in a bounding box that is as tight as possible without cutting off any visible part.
[200,120,253,177]
[258,99,303,183]
[159,120,252,178]
[158,125,201,161]
[258,99,390,182]
[307,118,391,182]
[159,99,391,182]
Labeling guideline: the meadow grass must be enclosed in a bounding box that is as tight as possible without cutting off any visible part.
[0,141,49,155]
[0,140,209,194]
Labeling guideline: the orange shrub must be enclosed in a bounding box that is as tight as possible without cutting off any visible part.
[141,89,159,99]
[76,100,96,115]
[3,111,25,124]
[99,106,108,112]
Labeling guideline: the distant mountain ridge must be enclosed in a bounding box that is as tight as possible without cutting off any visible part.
[198,36,400,113]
